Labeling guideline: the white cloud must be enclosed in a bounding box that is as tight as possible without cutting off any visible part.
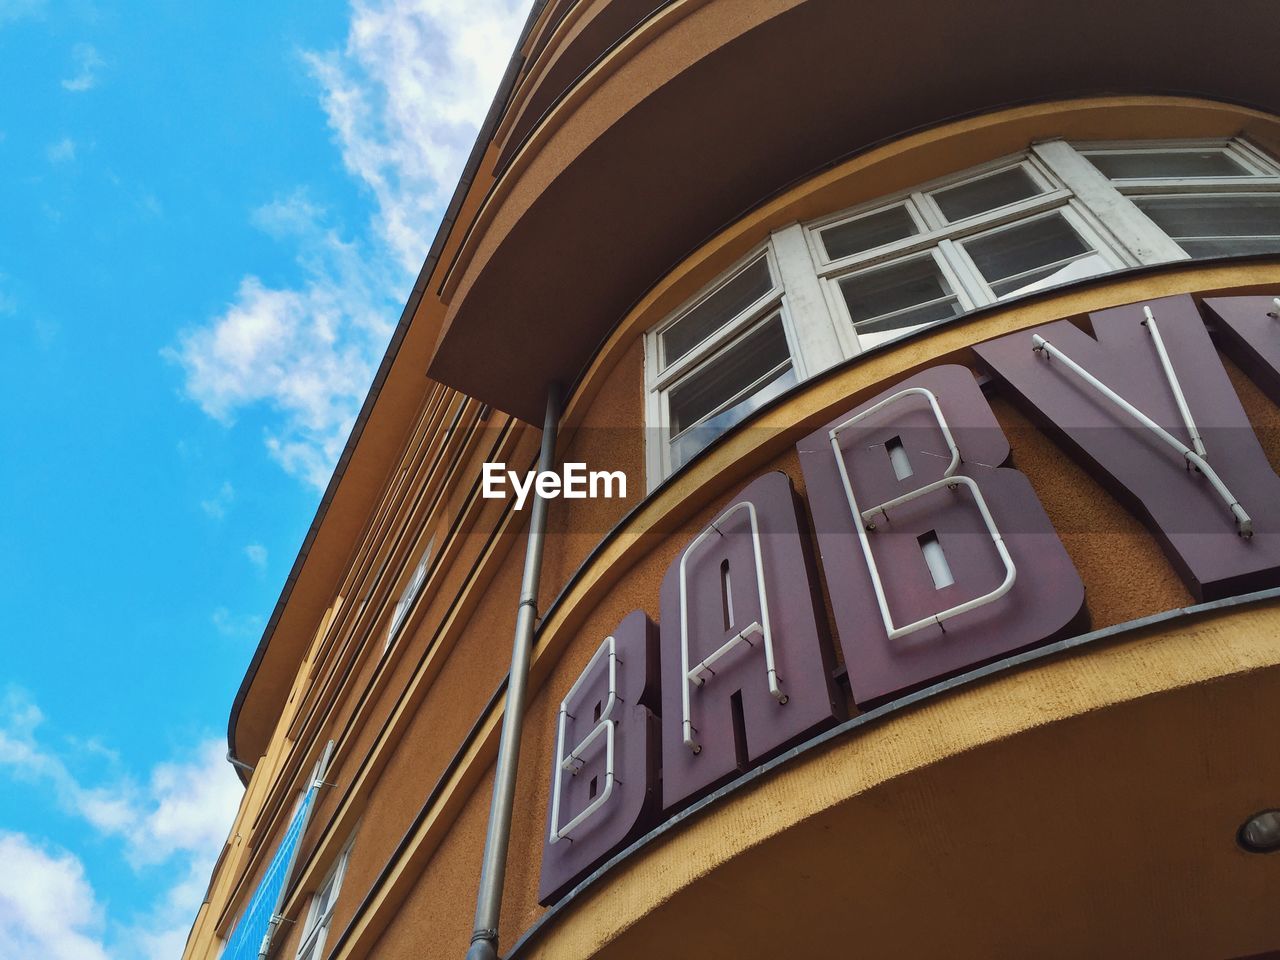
[46,137,76,163]
[127,858,213,960]
[169,0,528,488]
[62,43,104,92]
[168,195,392,489]
[0,833,110,960]
[137,191,163,218]
[199,480,234,519]
[0,690,241,864]
[245,543,268,569]
[0,692,244,960]
[0,690,129,835]
[250,187,327,239]
[129,739,242,867]
[304,0,529,273]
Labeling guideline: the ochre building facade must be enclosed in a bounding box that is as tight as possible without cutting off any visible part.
[183,2,1280,958]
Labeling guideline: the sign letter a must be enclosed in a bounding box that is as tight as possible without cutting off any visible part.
[658,472,841,813]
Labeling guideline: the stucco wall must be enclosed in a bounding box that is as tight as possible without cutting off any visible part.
[189,93,1280,960]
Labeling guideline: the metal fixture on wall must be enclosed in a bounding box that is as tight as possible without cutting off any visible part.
[466,383,562,960]
[1238,809,1280,853]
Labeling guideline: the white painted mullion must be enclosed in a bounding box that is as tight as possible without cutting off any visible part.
[770,223,850,369]
[643,333,667,492]
[911,190,948,232]
[817,274,860,360]
[1059,201,1134,269]
[812,193,1064,279]
[1236,137,1280,176]
[930,189,1073,240]
[815,228,949,278]
[936,238,991,308]
[1111,179,1280,196]
[1032,139,1188,265]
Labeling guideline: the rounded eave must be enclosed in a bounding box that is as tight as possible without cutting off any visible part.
[428,0,1280,422]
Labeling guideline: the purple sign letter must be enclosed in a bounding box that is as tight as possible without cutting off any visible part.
[1203,294,1280,407]
[976,295,1280,600]
[798,364,1085,705]
[659,472,842,813]
[538,610,660,904]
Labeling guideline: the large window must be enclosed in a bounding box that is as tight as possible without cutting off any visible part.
[808,154,1128,349]
[294,836,354,960]
[644,137,1280,485]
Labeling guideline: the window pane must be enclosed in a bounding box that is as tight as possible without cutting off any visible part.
[820,204,918,260]
[311,878,336,926]
[669,316,791,435]
[838,256,963,348]
[670,367,796,470]
[930,166,1042,222]
[660,256,773,367]
[1087,149,1249,180]
[963,214,1091,295]
[668,316,794,467]
[839,256,953,323]
[1134,195,1280,257]
[855,299,964,336]
[989,253,1113,299]
[1177,236,1280,257]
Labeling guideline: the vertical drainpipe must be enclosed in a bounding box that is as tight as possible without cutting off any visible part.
[467,383,562,960]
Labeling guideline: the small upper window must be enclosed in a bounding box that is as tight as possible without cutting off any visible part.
[927,163,1046,222]
[1080,140,1280,259]
[659,255,774,367]
[1083,146,1254,180]
[295,837,354,960]
[386,536,434,650]
[819,202,921,261]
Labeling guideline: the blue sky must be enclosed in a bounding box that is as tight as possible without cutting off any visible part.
[0,1,527,957]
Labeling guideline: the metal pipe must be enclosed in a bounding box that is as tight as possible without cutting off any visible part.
[1142,306,1206,458]
[466,383,562,960]
[1031,334,1252,536]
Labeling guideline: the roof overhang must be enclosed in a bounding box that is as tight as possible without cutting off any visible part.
[427,0,1280,422]
[226,0,552,775]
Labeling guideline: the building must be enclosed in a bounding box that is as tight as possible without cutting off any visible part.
[181,2,1280,958]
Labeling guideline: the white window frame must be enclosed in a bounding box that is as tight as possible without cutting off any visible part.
[949,202,1132,301]
[385,535,435,651]
[294,835,355,960]
[642,136,1280,488]
[644,246,810,487]
[818,246,979,356]
[809,152,1139,349]
[804,154,1069,271]
[1075,138,1280,259]
[1073,137,1280,193]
